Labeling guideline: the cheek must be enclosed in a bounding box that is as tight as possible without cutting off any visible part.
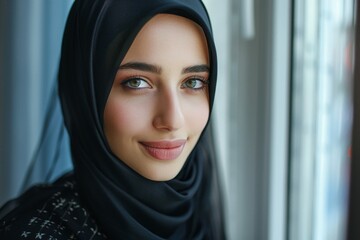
[103,98,149,138]
[184,97,209,134]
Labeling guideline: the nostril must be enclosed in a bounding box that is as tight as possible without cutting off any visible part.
[152,98,185,131]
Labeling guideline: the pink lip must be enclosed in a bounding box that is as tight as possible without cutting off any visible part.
[140,140,186,160]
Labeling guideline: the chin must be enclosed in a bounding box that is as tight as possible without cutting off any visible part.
[138,165,183,182]
[144,171,180,182]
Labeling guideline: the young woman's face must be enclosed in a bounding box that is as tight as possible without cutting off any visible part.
[103,14,210,181]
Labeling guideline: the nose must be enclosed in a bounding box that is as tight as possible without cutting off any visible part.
[153,89,185,131]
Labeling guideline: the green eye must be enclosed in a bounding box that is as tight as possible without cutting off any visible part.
[185,79,198,88]
[122,78,151,89]
[182,78,208,90]
[128,79,142,88]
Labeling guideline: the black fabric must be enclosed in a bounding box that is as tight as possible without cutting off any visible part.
[1,0,225,239]
[0,173,108,239]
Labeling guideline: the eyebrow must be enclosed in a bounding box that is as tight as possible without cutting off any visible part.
[182,64,210,74]
[119,62,210,75]
[119,62,161,74]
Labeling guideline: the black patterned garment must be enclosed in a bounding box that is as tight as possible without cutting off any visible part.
[0,173,108,240]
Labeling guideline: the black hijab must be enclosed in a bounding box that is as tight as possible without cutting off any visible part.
[58,0,224,239]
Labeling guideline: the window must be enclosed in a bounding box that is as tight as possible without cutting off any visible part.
[289,0,354,239]
[204,0,354,239]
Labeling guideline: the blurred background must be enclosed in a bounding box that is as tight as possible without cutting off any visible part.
[0,0,356,239]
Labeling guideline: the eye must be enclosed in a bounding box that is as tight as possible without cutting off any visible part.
[182,78,208,90]
[122,77,151,89]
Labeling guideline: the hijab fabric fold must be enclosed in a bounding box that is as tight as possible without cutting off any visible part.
[58,0,221,239]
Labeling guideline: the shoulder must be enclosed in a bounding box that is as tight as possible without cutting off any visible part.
[0,173,108,240]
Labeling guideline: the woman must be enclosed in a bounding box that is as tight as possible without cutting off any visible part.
[0,0,225,239]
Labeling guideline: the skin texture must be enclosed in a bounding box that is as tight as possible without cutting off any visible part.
[103,14,210,181]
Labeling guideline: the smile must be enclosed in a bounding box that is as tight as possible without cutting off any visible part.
[140,140,186,160]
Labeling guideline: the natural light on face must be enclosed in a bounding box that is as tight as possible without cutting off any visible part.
[103,14,210,181]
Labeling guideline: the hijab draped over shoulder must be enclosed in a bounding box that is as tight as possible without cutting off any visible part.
[58,0,224,239]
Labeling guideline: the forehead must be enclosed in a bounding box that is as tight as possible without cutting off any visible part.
[121,14,209,66]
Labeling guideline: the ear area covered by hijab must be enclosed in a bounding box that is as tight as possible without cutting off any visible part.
[58,0,224,239]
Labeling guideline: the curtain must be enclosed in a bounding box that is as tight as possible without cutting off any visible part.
[0,0,73,206]
[204,0,291,239]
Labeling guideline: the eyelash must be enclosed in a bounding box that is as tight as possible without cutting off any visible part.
[120,75,209,91]
[121,76,151,90]
[181,76,209,91]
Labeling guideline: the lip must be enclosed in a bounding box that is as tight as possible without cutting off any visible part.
[140,139,186,160]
